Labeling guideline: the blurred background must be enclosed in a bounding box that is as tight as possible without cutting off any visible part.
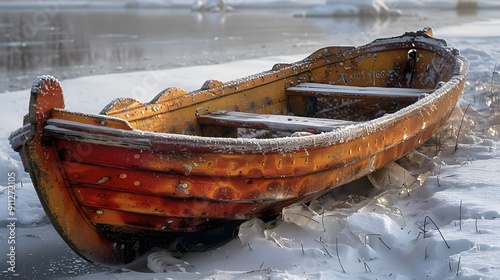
[0,0,484,92]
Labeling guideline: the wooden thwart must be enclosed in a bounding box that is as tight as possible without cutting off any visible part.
[198,111,356,135]
[286,83,429,101]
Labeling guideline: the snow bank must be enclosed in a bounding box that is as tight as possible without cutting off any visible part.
[191,0,234,12]
[306,0,401,18]
[305,0,500,17]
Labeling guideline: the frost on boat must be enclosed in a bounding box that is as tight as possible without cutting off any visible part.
[9,28,468,265]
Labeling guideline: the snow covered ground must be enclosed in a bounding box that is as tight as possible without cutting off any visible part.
[1,1,500,279]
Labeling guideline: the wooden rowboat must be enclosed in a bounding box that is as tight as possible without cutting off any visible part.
[9,28,468,265]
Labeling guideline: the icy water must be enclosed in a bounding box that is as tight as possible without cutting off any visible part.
[1,5,498,280]
[0,7,480,93]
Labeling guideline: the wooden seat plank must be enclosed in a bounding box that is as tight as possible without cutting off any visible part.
[198,111,356,134]
[286,83,429,101]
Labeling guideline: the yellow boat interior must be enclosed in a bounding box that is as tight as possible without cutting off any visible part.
[98,31,456,139]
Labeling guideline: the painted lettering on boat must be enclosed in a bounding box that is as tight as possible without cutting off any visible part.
[338,69,394,86]
[367,70,387,84]
[171,99,185,110]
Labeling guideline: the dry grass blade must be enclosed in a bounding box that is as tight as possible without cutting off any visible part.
[454,104,470,152]
[336,237,346,273]
[314,238,332,257]
[423,216,451,249]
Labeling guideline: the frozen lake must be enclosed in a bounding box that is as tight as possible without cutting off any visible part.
[0,6,483,93]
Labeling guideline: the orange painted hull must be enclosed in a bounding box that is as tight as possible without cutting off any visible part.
[9,29,468,265]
